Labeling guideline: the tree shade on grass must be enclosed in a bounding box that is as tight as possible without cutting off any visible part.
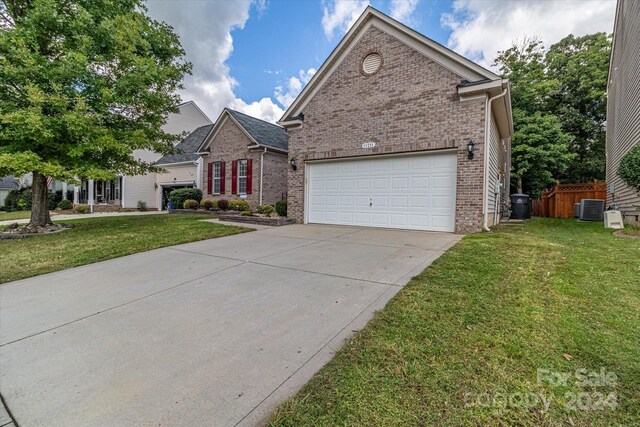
[270,219,640,426]
[0,0,190,227]
[0,215,247,284]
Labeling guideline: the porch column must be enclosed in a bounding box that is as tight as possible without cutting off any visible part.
[88,178,95,213]
[62,182,68,200]
[73,183,79,204]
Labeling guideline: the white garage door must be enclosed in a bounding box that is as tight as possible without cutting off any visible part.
[307,152,457,232]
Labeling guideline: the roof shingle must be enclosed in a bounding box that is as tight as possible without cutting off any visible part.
[155,124,214,165]
[226,109,288,151]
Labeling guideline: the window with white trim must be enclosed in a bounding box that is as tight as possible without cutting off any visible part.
[213,162,221,194]
[238,159,247,194]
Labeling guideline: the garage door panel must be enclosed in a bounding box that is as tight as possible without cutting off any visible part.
[356,178,371,189]
[411,196,428,207]
[392,177,409,189]
[411,176,429,188]
[307,152,456,232]
[390,195,409,208]
[340,179,354,190]
[355,195,370,207]
[353,212,371,223]
[372,195,388,205]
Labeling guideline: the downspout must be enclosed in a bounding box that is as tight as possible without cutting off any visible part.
[483,88,508,231]
[259,146,267,206]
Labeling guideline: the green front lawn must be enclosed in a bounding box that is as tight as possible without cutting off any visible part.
[270,219,640,426]
[0,214,247,284]
[0,210,32,221]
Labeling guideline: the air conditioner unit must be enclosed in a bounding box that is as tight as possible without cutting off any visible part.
[604,210,624,229]
[579,199,605,221]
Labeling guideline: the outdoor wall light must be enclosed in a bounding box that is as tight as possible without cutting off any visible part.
[467,139,475,160]
[290,157,298,171]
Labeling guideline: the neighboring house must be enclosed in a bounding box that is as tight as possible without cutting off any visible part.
[0,176,19,208]
[196,108,288,208]
[278,7,513,233]
[606,0,640,225]
[72,101,212,210]
[155,124,214,210]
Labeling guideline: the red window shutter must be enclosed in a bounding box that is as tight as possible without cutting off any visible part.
[231,160,237,194]
[207,163,213,195]
[220,162,226,194]
[246,159,253,194]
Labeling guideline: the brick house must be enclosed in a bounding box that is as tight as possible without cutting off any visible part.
[278,7,513,233]
[197,108,288,208]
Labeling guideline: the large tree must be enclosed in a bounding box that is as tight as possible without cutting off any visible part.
[546,33,611,183]
[494,33,610,197]
[494,38,574,197]
[0,0,190,227]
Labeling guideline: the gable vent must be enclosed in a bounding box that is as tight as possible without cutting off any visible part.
[362,52,382,75]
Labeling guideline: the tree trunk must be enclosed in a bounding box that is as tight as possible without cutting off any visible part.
[517,177,524,194]
[29,171,53,227]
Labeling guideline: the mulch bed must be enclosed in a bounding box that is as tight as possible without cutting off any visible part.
[0,223,71,239]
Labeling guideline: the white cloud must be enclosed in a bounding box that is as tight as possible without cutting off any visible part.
[274,68,317,109]
[441,0,616,69]
[322,0,370,39]
[145,0,283,123]
[390,0,420,24]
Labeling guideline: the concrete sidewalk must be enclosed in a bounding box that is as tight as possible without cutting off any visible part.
[0,210,166,226]
[0,224,461,426]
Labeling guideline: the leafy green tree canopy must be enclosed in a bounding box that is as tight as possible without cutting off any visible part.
[493,33,611,197]
[0,0,191,226]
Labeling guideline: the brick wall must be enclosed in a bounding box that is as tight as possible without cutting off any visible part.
[286,26,486,233]
[201,118,288,208]
[261,151,288,205]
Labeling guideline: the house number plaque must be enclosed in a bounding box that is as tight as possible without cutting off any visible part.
[362,142,376,149]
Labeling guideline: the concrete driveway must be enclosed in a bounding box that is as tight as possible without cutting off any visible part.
[0,224,461,426]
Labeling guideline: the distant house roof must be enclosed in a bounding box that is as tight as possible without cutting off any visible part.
[225,109,289,151]
[0,176,19,190]
[155,124,214,165]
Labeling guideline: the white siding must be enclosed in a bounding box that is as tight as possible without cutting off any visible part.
[123,173,158,209]
[0,190,9,207]
[122,102,212,209]
[156,164,198,186]
[486,113,507,225]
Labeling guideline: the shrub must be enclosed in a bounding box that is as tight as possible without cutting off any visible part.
[183,199,199,210]
[137,200,147,211]
[169,188,202,210]
[275,200,287,217]
[217,199,229,210]
[618,145,640,195]
[75,204,90,214]
[240,210,252,216]
[200,199,216,210]
[229,199,250,211]
[57,199,73,210]
[3,188,56,211]
[256,204,275,215]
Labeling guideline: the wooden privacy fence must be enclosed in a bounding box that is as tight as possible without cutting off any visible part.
[532,181,607,218]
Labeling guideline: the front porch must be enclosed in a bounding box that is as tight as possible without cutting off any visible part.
[74,178,122,211]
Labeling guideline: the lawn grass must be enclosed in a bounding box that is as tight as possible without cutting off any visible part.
[0,210,32,221]
[270,218,640,426]
[0,214,248,284]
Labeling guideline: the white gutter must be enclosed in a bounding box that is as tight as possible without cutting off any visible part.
[259,146,267,206]
[483,88,508,231]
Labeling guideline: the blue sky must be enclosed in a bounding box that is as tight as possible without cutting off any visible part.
[227,0,453,103]
[146,0,616,123]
